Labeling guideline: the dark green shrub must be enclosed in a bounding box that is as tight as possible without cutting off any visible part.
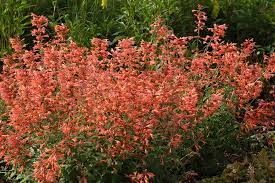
[201,149,275,183]
[218,0,275,47]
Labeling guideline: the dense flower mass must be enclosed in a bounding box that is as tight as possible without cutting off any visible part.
[0,6,274,183]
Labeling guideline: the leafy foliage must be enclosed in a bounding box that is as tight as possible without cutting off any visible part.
[201,149,275,183]
[1,0,274,60]
[0,0,31,57]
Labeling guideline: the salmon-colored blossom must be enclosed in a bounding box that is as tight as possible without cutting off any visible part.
[0,6,274,182]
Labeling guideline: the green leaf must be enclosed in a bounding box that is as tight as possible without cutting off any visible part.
[20,175,32,183]
[211,0,220,19]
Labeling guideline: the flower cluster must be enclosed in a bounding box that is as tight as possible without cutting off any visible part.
[128,170,155,183]
[0,5,273,182]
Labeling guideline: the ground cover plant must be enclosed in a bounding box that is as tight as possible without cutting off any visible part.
[0,4,274,183]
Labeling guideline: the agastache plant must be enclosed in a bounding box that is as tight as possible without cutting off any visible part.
[0,5,274,183]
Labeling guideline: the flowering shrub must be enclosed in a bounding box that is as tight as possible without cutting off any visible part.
[0,5,274,182]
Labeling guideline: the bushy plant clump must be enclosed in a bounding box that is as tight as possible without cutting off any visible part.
[0,5,274,182]
[201,149,275,183]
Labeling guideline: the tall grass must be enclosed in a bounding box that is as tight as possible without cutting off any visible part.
[1,0,274,57]
[0,0,31,57]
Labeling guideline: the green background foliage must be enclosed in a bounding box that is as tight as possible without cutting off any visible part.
[1,0,274,57]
